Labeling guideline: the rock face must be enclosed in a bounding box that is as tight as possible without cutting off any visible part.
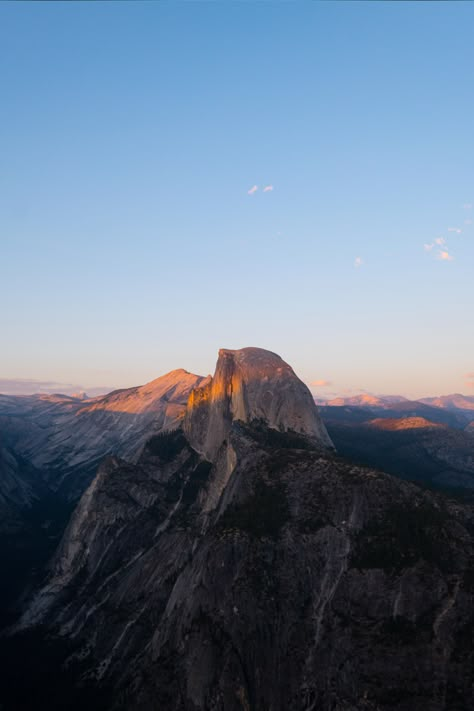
[0,369,204,501]
[184,347,333,459]
[0,445,38,534]
[7,349,474,711]
[0,370,205,626]
[11,425,474,711]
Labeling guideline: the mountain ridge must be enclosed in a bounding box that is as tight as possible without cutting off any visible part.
[5,347,474,711]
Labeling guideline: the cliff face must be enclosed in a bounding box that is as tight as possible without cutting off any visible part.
[0,445,38,534]
[10,348,474,711]
[184,347,333,459]
[13,423,474,711]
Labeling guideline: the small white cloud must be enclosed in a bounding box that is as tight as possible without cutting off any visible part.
[247,185,258,195]
[464,219,473,225]
[311,379,333,387]
[263,185,274,192]
[424,243,434,251]
[435,237,446,246]
[437,250,454,261]
[448,227,462,234]
[354,256,363,268]
[463,203,472,209]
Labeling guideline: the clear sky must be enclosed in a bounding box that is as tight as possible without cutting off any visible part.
[1,1,473,399]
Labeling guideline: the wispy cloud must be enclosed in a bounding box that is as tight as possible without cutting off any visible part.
[463,203,472,210]
[465,372,474,379]
[354,256,363,268]
[263,185,274,192]
[464,219,473,225]
[437,250,454,261]
[424,243,434,251]
[448,227,462,234]
[247,185,258,195]
[311,379,333,387]
[466,381,474,389]
[435,237,446,246]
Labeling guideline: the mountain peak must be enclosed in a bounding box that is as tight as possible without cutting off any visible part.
[184,347,333,459]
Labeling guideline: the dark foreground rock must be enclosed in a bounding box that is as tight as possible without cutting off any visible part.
[3,422,472,711]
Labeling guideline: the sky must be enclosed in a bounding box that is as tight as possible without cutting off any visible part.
[1,1,473,399]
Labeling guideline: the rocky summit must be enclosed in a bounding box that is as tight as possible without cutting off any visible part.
[184,347,334,459]
[2,348,474,711]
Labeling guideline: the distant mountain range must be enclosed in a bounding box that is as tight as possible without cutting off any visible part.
[319,393,474,492]
[316,392,474,414]
[0,379,113,398]
[419,393,474,411]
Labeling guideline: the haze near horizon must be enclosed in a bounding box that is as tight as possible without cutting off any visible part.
[1,2,473,399]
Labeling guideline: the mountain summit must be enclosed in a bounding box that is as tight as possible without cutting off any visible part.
[6,348,474,711]
[185,347,333,459]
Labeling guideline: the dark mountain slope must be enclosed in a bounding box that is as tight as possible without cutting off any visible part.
[319,401,471,430]
[5,423,474,711]
[4,348,474,711]
[0,370,205,629]
[321,407,474,492]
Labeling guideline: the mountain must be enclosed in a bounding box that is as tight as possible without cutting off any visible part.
[0,369,204,501]
[319,394,408,408]
[368,416,446,431]
[0,369,205,624]
[0,379,112,397]
[316,395,472,426]
[321,406,474,491]
[5,348,474,711]
[184,347,333,459]
[0,444,38,534]
[420,394,474,412]
[380,400,472,428]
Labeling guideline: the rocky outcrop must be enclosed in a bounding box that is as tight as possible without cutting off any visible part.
[184,347,333,459]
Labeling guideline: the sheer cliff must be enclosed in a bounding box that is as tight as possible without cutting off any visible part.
[184,347,333,459]
[0,369,205,626]
[3,349,474,711]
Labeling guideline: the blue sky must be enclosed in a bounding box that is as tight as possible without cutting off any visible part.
[1,1,473,398]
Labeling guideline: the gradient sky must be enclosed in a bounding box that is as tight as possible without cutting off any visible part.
[1,1,473,399]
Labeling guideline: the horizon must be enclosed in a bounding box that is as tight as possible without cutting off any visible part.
[2,357,474,402]
[1,3,473,399]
